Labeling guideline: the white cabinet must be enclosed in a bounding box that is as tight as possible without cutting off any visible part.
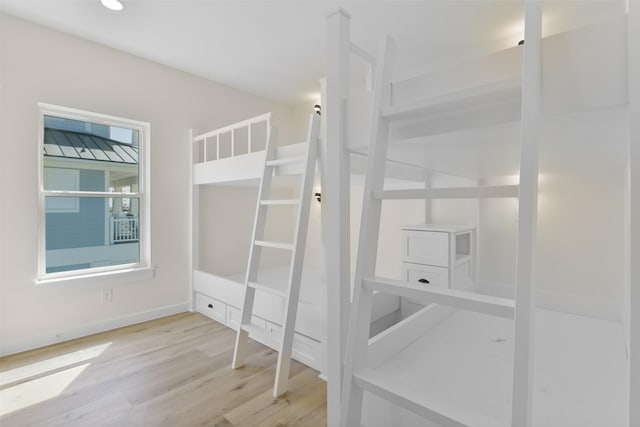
[400,224,476,317]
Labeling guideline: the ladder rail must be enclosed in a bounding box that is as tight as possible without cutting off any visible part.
[511,1,542,425]
[273,113,320,397]
[340,35,397,427]
[231,112,321,399]
[231,125,278,370]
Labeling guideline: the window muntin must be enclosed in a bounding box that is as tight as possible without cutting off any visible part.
[38,104,149,280]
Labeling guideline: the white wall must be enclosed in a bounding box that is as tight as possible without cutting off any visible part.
[479,109,627,321]
[197,185,296,276]
[0,14,298,356]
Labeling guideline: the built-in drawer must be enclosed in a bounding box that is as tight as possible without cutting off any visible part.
[196,292,226,323]
[402,230,449,267]
[264,321,322,370]
[402,262,449,289]
[225,305,266,337]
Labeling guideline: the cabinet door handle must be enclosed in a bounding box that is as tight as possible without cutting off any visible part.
[208,303,214,308]
[418,278,430,284]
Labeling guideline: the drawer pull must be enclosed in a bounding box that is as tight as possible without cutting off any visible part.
[207,303,214,308]
[418,278,430,284]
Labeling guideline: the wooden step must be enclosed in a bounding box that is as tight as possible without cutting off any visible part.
[241,323,268,342]
[254,240,294,251]
[373,185,518,200]
[363,276,515,319]
[381,77,521,121]
[260,199,301,206]
[248,280,288,298]
[265,156,305,167]
[353,368,506,427]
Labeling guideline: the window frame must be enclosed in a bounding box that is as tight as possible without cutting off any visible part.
[36,103,151,284]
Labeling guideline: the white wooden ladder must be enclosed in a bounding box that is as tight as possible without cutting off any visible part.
[232,112,320,398]
[340,2,541,426]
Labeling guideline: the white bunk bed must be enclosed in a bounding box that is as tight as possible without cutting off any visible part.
[188,113,406,373]
[325,5,633,427]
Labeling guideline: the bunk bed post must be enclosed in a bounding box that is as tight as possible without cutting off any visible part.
[511,1,542,426]
[324,8,352,426]
[628,2,640,425]
[188,128,198,311]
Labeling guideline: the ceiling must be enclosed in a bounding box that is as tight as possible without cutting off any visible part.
[0,0,626,105]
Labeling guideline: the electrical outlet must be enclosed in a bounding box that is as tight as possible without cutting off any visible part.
[101,288,113,304]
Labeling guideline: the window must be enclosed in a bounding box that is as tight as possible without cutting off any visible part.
[37,103,150,282]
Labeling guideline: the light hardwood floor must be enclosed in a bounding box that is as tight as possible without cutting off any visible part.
[0,313,327,427]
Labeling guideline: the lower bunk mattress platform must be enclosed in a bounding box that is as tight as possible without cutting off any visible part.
[361,307,627,427]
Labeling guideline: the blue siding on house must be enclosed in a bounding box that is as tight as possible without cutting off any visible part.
[46,169,106,250]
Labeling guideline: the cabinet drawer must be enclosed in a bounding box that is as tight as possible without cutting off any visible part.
[403,263,449,289]
[196,293,226,323]
[402,231,449,267]
[226,306,266,336]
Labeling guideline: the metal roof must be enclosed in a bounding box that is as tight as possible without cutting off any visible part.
[43,128,138,164]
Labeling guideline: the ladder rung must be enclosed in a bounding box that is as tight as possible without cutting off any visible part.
[248,281,287,298]
[265,156,305,167]
[353,369,505,427]
[260,199,301,206]
[241,323,268,341]
[254,240,294,251]
[363,277,515,319]
[374,185,518,200]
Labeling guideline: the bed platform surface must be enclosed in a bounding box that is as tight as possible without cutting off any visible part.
[361,308,627,427]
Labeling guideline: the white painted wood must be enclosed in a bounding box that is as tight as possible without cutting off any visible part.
[364,277,515,319]
[324,9,353,427]
[188,128,198,311]
[232,124,277,370]
[367,303,452,369]
[254,240,294,251]
[193,142,308,185]
[230,112,320,398]
[193,113,271,142]
[511,2,542,426]
[274,113,320,397]
[374,185,519,200]
[353,368,506,427]
[402,263,449,289]
[381,77,521,120]
[340,34,396,427]
[265,156,305,167]
[629,2,640,426]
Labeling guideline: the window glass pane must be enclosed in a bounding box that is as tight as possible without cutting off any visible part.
[45,196,140,274]
[43,115,139,191]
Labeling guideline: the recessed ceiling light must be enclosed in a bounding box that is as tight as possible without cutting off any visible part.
[101,0,124,11]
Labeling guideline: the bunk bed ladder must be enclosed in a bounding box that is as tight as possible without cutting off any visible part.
[232,112,321,398]
[340,2,541,426]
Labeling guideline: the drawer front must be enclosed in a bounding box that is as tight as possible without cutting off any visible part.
[225,306,266,335]
[403,231,449,267]
[264,321,322,370]
[403,263,449,289]
[196,293,226,323]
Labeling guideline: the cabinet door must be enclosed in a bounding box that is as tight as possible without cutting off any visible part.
[402,231,449,267]
[403,262,449,289]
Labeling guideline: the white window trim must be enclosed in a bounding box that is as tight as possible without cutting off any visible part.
[37,103,152,284]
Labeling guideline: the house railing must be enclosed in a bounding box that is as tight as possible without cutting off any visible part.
[111,216,139,244]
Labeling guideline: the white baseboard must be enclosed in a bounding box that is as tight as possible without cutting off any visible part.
[480,281,621,322]
[0,302,190,357]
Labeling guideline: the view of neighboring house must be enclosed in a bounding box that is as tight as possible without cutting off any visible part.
[43,116,140,273]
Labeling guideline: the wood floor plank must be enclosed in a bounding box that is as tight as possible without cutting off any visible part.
[0,313,326,426]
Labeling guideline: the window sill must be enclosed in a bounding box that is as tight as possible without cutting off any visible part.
[35,266,155,287]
